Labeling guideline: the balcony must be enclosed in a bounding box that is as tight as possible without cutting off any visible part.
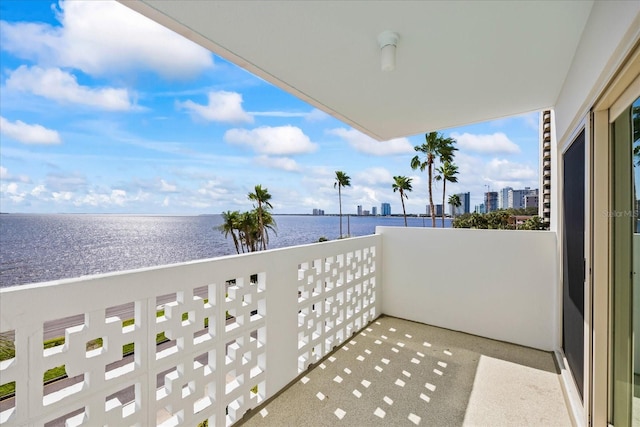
[0,227,569,426]
[244,316,570,426]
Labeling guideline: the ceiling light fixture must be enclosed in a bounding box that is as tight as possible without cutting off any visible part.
[377,31,399,72]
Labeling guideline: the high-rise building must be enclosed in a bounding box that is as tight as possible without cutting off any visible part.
[450,192,470,216]
[540,109,551,228]
[484,192,498,212]
[426,204,444,217]
[371,206,377,216]
[524,194,539,209]
[312,208,325,216]
[508,187,524,209]
[508,187,539,209]
[449,203,457,217]
[499,187,512,209]
[357,205,363,216]
[381,203,391,216]
[461,192,471,214]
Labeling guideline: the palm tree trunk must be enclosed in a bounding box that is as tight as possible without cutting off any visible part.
[442,180,446,228]
[401,192,407,227]
[231,232,240,254]
[428,163,436,227]
[257,201,266,251]
[338,185,343,238]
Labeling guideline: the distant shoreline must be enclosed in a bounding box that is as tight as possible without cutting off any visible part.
[1,212,452,218]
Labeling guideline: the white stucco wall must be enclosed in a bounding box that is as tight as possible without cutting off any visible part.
[377,227,559,351]
[554,1,640,142]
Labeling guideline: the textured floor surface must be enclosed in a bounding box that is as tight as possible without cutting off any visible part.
[242,315,571,426]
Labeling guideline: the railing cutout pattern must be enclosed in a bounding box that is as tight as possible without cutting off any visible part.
[297,246,377,373]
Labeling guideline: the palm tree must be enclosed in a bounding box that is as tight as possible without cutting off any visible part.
[334,171,351,238]
[238,210,259,252]
[392,176,413,226]
[448,194,462,220]
[248,184,273,250]
[218,210,241,254]
[410,132,457,227]
[435,161,459,227]
[469,212,488,229]
[259,209,277,248]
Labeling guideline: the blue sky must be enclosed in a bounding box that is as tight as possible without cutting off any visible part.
[0,0,540,215]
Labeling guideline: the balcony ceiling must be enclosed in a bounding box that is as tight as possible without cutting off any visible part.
[122,1,594,140]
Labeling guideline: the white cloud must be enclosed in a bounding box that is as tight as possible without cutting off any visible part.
[355,167,393,185]
[31,185,46,196]
[0,116,61,145]
[198,180,231,200]
[354,186,379,203]
[111,189,127,206]
[225,126,317,155]
[178,91,253,124]
[521,112,540,131]
[486,158,537,181]
[450,132,520,154]
[74,189,128,207]
[5,184,26,203]
[5,182,19,194]
[248,108,330,122]
[6,66,134,111]
[52,191,73,202]
[159,179,178,193]
[328,128,413,156]
[0,0,212,79]
[249,111,307,118]
[490,112,539,132]
[0,166,31,183]
[45,172,87,192]
[305,108,330,122]
[255,155,301,172]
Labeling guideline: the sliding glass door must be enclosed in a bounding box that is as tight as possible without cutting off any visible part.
[563,129,585,399]
[611,96,640,425]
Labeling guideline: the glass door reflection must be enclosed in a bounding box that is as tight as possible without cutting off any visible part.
[632,97,640,425]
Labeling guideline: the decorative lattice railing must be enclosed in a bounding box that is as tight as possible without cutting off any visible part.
[0,235,380,426]
[297,246,377,372]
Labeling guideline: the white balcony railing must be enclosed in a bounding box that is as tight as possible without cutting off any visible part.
[0,227,559,426]
[0,235,381,426]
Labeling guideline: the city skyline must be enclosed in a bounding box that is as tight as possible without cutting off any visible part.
[317,184,537,217]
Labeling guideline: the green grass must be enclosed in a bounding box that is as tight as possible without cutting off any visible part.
[0,381,15,397]
[44,366,67,383]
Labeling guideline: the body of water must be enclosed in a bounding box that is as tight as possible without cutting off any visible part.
[0,214,452,287]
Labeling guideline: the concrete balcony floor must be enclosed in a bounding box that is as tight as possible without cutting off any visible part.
[243,316,571,426]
